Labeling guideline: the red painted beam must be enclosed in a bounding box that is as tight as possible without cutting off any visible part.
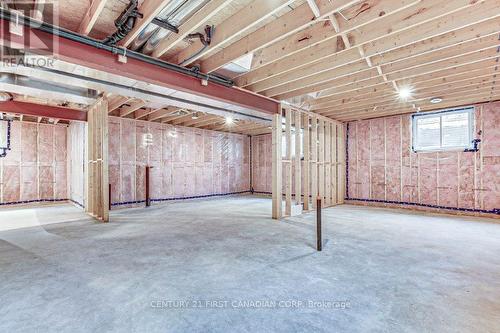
[0,101,87,121]
[0,19,280,115]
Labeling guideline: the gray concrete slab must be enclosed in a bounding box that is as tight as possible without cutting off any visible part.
[0,196,499,332]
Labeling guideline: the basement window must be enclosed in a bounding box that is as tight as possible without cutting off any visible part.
[412,107,475,152]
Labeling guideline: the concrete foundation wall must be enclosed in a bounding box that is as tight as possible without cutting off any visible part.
[0,121,68,205]
[346,101,500,214]
[109,117,251,207]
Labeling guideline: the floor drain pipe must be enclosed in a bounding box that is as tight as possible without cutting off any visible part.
[317,196,322,251]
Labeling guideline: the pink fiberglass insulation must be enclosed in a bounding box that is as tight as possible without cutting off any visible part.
[67,122,86,207]
[346,101,500,214]
[108,117,250,207]
[0,121,68,205]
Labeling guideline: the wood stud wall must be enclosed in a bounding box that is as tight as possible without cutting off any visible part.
[272,104,346,219]
[86,97,109,222]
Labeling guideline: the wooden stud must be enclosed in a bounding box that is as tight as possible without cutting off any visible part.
[331,122,338,205]
[311,115,318,208]
[337,124,346,204]
[303,113,310,210]
[272,112,282,219]
[294,109,301,206]
[284,107,292,216]
[318,119,325,206]
[325,120,331,206]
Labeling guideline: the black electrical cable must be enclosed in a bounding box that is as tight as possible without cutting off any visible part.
[0,8,234,87]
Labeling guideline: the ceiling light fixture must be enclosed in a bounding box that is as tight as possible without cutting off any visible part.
[430,97,443,104]
[397,86,413,101]
[225,116,234,125]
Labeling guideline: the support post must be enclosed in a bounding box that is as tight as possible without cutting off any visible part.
[146,166,151,207]
[285,107,292,216]
[316,196,322,251]
[109,183,112,211]
[85,97,109,222]
[303,114,310,210]
[294,110,301,206]
[272,111,283,219]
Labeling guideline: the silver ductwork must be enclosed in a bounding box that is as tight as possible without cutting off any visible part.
[0,73,98,105]
[0,62,272,124]
[130,0,208,54]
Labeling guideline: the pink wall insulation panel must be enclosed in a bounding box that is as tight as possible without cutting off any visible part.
[108,117,250,207]
[0,121,68,205]
[67,122,86,207]
[346,101,500,215]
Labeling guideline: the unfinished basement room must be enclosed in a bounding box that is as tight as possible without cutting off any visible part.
[0,0,499,332]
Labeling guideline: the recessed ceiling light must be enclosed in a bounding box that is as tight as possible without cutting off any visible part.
[430,97,443,104]
[225,116,234,125]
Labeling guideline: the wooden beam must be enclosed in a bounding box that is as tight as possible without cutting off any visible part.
[152,0,232,58]
[331,84,500,119]
[267,33,499,99]
[336,124,345,203]
[86,97,109,222]
[244,0,418,76]
[362,0,500,58]
[316,73,498,112]
[302,113,310,210]
[272,111,283,219]
[78,0,108,35]
[331,123,337,204]
[135,107,163,120]
[120,0,174,47]
[199,0,359,73]
[311,115,318,208]
[247,0,500,99]
[175,0,295,67]
[119,100,146,117]
[262,60,373,97]
[370,17,500,67]
[294,110,301,206]
[108,96,132,113]
[284,107,292,216]
[147,107,180,121]
[306,0,321,17]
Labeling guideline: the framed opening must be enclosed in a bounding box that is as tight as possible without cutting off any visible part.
[412,107,475,152]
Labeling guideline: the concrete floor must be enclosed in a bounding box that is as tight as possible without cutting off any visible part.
[0,196,499,332]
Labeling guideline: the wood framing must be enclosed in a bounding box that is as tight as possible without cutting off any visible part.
[120,0,174,47]
[174,0,296,67]
[271,107,346,216]
[78,0,107,35]
[284,107,292,216]
[86,97,109,222]
[272,112,283,219]
[152,0,232,58]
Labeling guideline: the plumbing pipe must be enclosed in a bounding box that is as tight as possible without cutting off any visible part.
[0,8,234,87]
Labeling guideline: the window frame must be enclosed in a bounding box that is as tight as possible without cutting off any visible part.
[412,106,475,153]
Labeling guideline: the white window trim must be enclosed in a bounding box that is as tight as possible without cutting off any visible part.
[412,106,475,153]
